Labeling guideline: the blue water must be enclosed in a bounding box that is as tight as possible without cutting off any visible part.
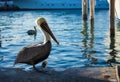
[0,10,120,69]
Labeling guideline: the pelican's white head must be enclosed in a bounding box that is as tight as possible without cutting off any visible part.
[35,17,59,45]
[36,17,46,26]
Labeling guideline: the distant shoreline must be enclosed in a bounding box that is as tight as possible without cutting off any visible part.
[0,7,20,11]
[0,1,19,11]
[0,8,109,11]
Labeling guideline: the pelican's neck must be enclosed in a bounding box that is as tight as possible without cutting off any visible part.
[42,29,51,44]
[34,26,37,32]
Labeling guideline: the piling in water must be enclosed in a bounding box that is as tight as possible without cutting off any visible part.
[82,0,88,20]
[110,0,115,37]
[90,0,95,21]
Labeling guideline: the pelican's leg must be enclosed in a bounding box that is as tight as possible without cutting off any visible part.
[31,61,41,72]
[33,65,42,72]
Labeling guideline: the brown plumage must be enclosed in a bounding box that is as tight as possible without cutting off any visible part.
[14,41,51,65]
[14,17,59,72]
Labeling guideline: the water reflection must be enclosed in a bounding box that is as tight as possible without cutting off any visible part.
[81,20,98,66]
[89,20,94,48]
[107,34,116,66]
[81,20,88,58]
[107,20,120,66]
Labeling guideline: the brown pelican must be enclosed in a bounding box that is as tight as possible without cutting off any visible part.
[27,26,37,35]
[14,17,59,72]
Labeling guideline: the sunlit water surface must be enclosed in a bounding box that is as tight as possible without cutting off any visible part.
[0,10,120,70]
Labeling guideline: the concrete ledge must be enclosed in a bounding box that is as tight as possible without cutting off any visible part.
[0,67,119,82]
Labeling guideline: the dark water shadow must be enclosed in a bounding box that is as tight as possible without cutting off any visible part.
[107,34,116,66]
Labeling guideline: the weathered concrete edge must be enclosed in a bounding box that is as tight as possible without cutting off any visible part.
[0,66,119,82]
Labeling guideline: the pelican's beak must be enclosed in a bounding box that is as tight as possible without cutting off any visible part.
[40,22,59,45]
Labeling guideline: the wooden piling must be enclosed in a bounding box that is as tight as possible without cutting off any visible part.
[82,0,88,20]
[90,0,95,21]
[110,0,115,37]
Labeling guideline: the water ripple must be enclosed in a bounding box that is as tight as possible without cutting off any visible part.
[0,10,120,69]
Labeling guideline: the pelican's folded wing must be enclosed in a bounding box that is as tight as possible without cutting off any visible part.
[14,41,51,65]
